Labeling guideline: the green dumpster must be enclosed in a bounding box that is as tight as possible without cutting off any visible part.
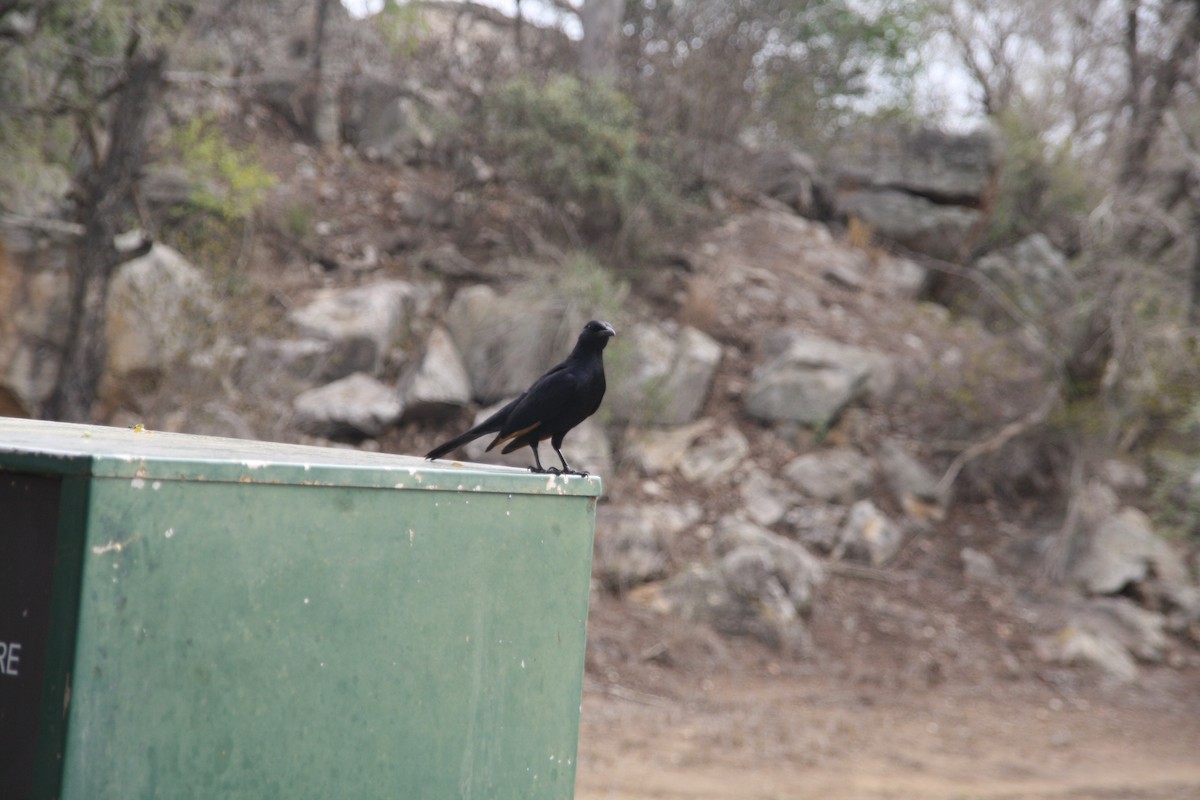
[0,418,601,799]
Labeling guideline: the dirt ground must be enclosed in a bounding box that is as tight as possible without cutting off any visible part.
[574,515,1200,800]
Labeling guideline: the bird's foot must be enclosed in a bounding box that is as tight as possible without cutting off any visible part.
[561,469,590,477]
[528,465,548,474]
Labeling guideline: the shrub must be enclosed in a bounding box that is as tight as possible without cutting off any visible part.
[482,74,681,260]
[166,114,275,221]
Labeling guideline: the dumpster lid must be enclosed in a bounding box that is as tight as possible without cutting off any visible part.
[0,418,602,496]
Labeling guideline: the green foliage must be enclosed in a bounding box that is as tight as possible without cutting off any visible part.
[282,203,313,241]
[166,115,274,221]
[372,0,429,58]
[756,0,929,143]
[1149,449,1200,540]
[624,0,928,154]
[981,111,1098,251]
[482,74,682,259]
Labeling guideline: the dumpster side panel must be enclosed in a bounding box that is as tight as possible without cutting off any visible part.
[60,478,596,799]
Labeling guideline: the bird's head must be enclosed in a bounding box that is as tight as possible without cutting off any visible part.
[580,319,616,349]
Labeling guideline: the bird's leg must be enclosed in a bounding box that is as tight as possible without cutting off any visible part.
[553,443,588,477]
[528,443,548,474]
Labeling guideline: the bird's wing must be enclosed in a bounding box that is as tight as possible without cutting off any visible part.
[487,364,583,451]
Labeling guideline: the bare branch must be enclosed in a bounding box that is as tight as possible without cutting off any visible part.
[935,384,1060,499]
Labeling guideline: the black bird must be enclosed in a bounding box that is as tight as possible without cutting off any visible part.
[425,320,616,475]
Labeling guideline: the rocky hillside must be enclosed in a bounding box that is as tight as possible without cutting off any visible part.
[1,2,1198,701]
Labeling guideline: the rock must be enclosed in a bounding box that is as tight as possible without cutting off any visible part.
[106,243,218,384]
[833,126,1003,206]
[413,242,483,280]
[236,337,337,394]
[837,188,984,262]
[288,280,417,378]
[1097,458,1148,493]
[783,503,846,553]
[834,500,904,566]
[1072,507,1187,595]
[443,284,582,404]
[738,468,798,527]
[709,516,824,612]
[658,517,823,654]
[623,418,714,475]
[594,504,702,591]
[1085,598,1168,663]
[339,76,436,162]
[610,324,722,425]
[783,447,874,504]
[744,145,828,217]
[744,334,885,427]
[1038,597,1169,684]
[1158,582,1200,640]
[293,372,403,438]
[971,234,1077,336]
[1037,625,1139,683]
[678,424,750,484]
[873,253,929,299]
[397,326,471,420]
[878,438,944,512]
[961,547,999,583]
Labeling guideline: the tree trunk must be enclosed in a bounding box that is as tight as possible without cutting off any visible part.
[307,0,338,146]
[580,0,623,80]
[44,50,165,422]
[1118,2,1200,190]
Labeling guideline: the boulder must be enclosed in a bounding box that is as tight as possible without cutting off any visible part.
[106,243,218,383]
[340,76,436,162]
[971,234,1077,335]
[744,145,828,218]
[1036,625,1139,683]
[678,424,750,484]
[834,500,904,566]
[833,126,1003,206]
[397,326,471,419]
[783,503,846,553]
[292,372,403,439]
[709,516,824,613]
[288,280,417,378]
[878,438,944,511]
[1071,507,1187,595]
[872,253,929,299]
[235,337,337,395]
[609,323,721,425]
[744,334,885,427]
[1037,597,1169,683]
[783,447,875,504]
[623,418,714,475]
[837,188,983,262]
[658,516,823,654]
[594,503,702,591]
[738,468,798,527]
[443,284,582,404]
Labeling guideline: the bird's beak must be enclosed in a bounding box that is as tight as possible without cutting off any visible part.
[601,322,616,338]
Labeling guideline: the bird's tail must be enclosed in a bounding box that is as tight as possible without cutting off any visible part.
[425,429,484,461]
[424,396,520,460]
